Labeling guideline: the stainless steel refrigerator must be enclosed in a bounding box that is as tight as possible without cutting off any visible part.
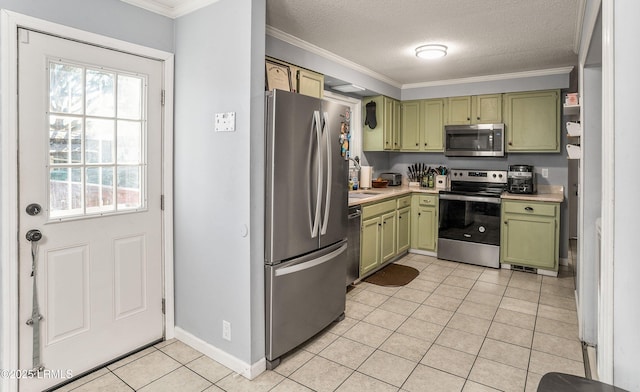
[265,89,349,369]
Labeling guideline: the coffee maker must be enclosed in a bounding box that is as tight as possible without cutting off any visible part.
[508,164,536,194]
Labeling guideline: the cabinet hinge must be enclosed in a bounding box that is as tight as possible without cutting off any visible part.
[160,194,165,211]
[161,90,165,106]
[161,298,165,314]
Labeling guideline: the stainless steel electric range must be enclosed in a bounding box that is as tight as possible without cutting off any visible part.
[437,169,507,268]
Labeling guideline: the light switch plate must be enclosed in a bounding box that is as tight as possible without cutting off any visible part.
[215,112,236,132]
[541,168,549,178]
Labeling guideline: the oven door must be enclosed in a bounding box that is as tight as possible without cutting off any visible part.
[438,193,502,246]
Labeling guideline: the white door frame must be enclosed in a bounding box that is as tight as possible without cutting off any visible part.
[1,10,175,391]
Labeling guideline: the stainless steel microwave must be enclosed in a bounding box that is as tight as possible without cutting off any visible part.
[444,123,505,157]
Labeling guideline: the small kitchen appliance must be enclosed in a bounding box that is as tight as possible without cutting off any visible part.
[507,164,536,194]
[379,172,402,186]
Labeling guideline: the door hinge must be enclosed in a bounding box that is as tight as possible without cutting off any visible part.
[160,195,165,211]
[161,298,165,315]
[161,90,165,106]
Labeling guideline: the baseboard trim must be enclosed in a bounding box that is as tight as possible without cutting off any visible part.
[174,327,266,380]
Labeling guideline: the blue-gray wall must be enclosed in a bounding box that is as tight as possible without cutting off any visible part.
[0,0,174,52]
[173,0,266,364]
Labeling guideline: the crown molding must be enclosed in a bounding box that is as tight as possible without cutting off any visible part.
[121,0,220,18]
[402,66,575,90]
[266,25,402,88]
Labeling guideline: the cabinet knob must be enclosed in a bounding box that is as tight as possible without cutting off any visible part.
[508,141,513,146]
[416,143,419,146]
[418,212,421,216]
[467,117,470,121]
[525,206,534,212]
[378,223,382,227]
[504,221,508,224]
[477,116,480,120]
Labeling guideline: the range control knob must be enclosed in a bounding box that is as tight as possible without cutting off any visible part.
[492,174,497,178]
[499,174,503,178]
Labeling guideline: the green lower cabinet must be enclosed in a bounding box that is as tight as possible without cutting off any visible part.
[380,211,397,263]
[360,216,381,276]
[396,207,411,254]
[411,195,438,252]
[500,200,560,271]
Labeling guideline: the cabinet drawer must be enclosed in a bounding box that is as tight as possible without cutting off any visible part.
[503,201,557,217]
[417,195,438,206]
[362,199,396,219]
[397,195,412,209]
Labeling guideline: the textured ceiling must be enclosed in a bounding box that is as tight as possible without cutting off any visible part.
[267,0,581,85]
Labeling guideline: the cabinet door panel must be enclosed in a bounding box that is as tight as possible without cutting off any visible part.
[360,217,381,275]
[381,211,397,262]
[446,96,471,125]
[423,99,445,151]
[401,101,421,150]
[473,94,502,124]
[504,90,560,152]
[416,206,437,251]
[502,214,556,269]
[397,207,411,254]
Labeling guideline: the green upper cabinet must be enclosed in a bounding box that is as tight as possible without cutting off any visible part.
[400,99,445,152]
[363,95,399,151]
[446,96,472,125]
[422,99,445,151]
[501,200,560,271]
[504,89,561,152]
[473,94,502,124]
[447,94,502,125]
[401,100,421,151]
[297,68,324,98]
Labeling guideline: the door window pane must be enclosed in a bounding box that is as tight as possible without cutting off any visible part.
[49,63,83,114]
[117,75,142,120]
[48,60,147,219]
[117,166,141,210]
[86,167,115,213]
[86,119,115,164]
[49,115,82,164]
[117,120,142,164]
[86,69,115,117]
[50,167,83,217]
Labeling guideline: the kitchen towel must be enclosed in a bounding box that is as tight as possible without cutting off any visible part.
[360,166,373,189]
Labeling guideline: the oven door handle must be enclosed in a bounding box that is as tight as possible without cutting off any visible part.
[439,194,502,204]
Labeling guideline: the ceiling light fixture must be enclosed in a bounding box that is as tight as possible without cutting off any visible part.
[332,84,366,93]
[415,44,448,59]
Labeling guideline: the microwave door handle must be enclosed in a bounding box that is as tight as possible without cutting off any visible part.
[320,112,331,235]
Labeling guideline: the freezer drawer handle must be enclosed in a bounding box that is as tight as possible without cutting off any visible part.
[274,243,347,277]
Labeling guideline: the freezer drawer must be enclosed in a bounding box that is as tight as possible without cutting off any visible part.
[265,240,347,365]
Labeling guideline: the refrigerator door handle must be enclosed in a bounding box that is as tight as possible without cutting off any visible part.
[320,112,332,235]
[274,242,347,277]
[310,110,323,238]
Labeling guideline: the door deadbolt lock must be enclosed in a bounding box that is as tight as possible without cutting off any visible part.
[26,203,42,216]
[26,229,42,242]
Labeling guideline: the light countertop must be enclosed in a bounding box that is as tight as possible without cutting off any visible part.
[348,184,564,206]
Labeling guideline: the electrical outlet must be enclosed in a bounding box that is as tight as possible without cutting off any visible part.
[222,320,231,341]
[541,168,549,178]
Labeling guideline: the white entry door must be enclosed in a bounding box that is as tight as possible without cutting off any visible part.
[18,29,164,391]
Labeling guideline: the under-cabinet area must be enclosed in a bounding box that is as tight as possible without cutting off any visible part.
[350,186,563,282]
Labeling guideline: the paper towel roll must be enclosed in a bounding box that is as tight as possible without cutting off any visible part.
[360,166,373,189]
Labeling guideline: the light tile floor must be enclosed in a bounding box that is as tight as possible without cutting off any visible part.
[54,253,584,392]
